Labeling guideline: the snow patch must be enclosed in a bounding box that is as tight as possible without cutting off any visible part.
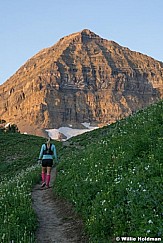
[46,123,98,141]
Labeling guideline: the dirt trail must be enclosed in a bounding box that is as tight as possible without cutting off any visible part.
[32,168,87,243]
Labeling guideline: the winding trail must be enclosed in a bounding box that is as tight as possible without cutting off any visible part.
[32,168,87,243]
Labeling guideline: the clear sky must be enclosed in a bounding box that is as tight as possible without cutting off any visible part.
[0,0,163,85]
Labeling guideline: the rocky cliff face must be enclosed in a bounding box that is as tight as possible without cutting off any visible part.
[0,29,163,136]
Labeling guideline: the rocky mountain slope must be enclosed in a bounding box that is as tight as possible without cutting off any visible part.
[0,29,163,136]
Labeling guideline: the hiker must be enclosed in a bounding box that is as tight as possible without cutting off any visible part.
[38,137,58,188]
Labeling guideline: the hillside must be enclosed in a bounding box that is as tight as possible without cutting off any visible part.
[0,99,163,242]
[55,100,163,242]
[0,133,44,242]
[0,29,163,136]
[0,133,44,180]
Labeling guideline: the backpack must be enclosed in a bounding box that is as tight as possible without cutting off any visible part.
[43,144,53,155]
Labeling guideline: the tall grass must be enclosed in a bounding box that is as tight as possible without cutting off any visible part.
[55,101,163,242]
[0,133,48,242]
[0,165,40,243]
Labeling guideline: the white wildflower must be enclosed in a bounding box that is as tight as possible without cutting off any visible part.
[148,219,153,224]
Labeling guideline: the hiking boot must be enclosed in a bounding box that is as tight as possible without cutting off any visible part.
[41,182,46,188]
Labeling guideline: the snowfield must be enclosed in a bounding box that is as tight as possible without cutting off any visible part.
[46,123,99,140]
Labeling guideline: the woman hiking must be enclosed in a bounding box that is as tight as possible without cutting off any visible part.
[38,137,58,188]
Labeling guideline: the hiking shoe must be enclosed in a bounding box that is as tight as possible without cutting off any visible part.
[45,185,50,189]
[41,182,46,188]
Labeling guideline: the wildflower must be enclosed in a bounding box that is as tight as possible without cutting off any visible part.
[145,165,150,170]
[101,200,106,205]
[148,219,153,224]
[2,233,5,240]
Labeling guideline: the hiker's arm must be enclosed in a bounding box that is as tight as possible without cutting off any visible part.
[38,144,44,160]
[52,145,58,162]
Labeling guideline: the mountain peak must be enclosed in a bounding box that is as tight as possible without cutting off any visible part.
[80,29,92,34]
[0,29,163,137]
[58,29,101,44]
[80,29,100,39]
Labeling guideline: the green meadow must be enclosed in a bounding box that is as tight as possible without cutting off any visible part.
[56,101,163,242]
[0,134,45,242]
[0,100,163,242]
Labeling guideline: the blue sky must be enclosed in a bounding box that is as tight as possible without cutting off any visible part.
[0,0,163,85]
